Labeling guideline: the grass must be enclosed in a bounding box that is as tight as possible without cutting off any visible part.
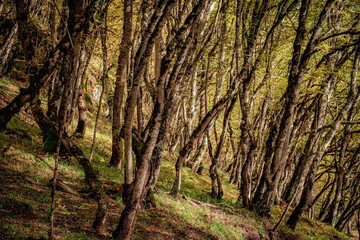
[0,79,356,240]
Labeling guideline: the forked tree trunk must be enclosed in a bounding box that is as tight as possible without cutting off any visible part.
[113,101,163,238]
[323,102,359,228]
[112,2,176,239]
[233,0,270,208]
[55,0,85,133]
[121,0,173,195]
[142,0,216,206]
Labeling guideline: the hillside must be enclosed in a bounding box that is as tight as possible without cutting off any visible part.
[1,0,360,239]
[0,78,354,240]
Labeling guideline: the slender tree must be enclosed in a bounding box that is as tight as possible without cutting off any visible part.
[110,0,133,169]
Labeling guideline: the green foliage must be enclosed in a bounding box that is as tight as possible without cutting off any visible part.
[157,192,252,240]
[65,233,99,240]
[210,219,244,240]
[59,210,77,215]
[114,194,122,203]
[73,204,89,210]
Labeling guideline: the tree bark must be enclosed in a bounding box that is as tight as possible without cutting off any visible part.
[75,86,87,138]
[89,5,109,162]
[74,29,99,137]
[110,0,133,169]
[209,97,236,199]
[0,23,17,75]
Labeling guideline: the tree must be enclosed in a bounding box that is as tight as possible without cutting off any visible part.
[287,43,360,230]
[110,0,133,169]
[252,0,336,216]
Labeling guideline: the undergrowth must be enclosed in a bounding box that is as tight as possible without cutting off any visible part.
[0,79,354,240]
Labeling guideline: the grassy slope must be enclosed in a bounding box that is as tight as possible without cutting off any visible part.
[0,78,354,240]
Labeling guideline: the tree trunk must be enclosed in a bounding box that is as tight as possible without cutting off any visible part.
[283,91,329,203]
[89,5,109,162]
[74,29,99,137]
[318,180,336,221]
[0,23,17,75]
[112,2,176,238]
[57,0,85,132]
[209,97,236,199]
[110,0,133,169]
[142,0,216,205]
[75,86,87,138]
[323,171,344,226]
[190,82,206,172]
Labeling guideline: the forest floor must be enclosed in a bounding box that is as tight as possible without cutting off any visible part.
[0,77,356,239]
